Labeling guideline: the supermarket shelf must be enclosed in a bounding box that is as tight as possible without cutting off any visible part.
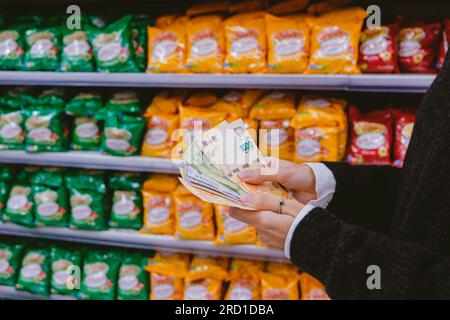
[0,71,435,92]
[0,151,180,173]
[0,285,74,300]
[0,223,288,262]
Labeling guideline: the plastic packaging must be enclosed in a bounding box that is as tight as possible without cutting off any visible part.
[16,247,50,296]
[117,253,149,300]
[50,246,82,295]
[393,109,415,167]
[214,204,257,245]
[0,242,24,286]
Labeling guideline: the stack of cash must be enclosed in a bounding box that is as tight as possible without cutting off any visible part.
[179,119,288,210]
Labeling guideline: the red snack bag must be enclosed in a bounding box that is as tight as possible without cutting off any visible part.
[359,22,399,73]
[393,109,415,167]
[437,19,450,70]
[347,106,392,165]
[398,22,441,73]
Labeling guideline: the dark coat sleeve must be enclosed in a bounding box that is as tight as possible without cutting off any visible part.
[323,162,401,234]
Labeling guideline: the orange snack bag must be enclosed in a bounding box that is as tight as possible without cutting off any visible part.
[306,7,367,74]
[141,174,179,235]
[224,12,267,73]
[184,278,224,300]
[144,89,187,116]
[173,185,215,241]
[266,14,310,73]
[211,89,266,120]
[292,125,339,162]
[141,114,179,158]
[225,258,265,300]
[299,273,330,300]
[268,0,309,16]
[243,117,259,142]
[214,204,258,245]
[249,90,296,120]
[155,14,179,28]
[260,272,299,300]
[147,19,186,73]
[186,15,225,73]
[145,251,190,300]
[266,261,300,279]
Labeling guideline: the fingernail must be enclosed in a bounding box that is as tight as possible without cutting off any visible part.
[238,171,252,179]
[241,193,253,204]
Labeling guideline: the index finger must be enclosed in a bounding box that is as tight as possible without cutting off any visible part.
[229,208,277,229]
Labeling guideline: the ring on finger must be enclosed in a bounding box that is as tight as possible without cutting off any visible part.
[278,199,285,214]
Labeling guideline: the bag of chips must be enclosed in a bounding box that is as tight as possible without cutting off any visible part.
[186,15,224,73]
[347,106,392,165]
[211,89,266,121]
[307,7,367,74]
[3,184,34,227]
[118,253,149,300]
[105,91,142,116]
[0,26,26,70]
[141,113,179,158]
[34,88,66,110]
[144,89,186,116]
[145,251,190,300]
[16,247,50,296]
[398,22,441,73]
[224,12,267,73]
[215,204,257,245]
[0,87,35,109]
[0,181,9,221]
[393,109,415,167]
[80,250,121,300]
[87,15,138,73]
[0,242,24,286]
[23,27,60,71]
[261,261,300,300]
[61,22,95,72]
[147,18,186,73]
[142,174,178,235]
[186,255,229,282]
[359,22,399,73]
[299,273,330,300]
[173,185,215,241]
[50,246,82,296]
[225,258,264,300]
[187,1,230,17]
[437,19,450,69]
[32,185,68,227]
[131,15,152,72]
[266,14,310,73]
[249,90,296,120]
[0,108,25,150]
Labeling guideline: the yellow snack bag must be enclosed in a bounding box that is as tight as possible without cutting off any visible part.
[144,89,188,116]
[155,14,179,28]
[266,14,310,73]
[186,15,225,73]
[266,261,300,279]
[260,272,299,300]
[306,7,367,74]
[184,91,218,108]
[146,252,190,300]
[259,119,294,160]
[147,20,186,73]
[225,258,264,300]
[268,0,309,15]
[211,90,266,121]
[249,90,296,120]
[224,12,267,73]
[186,255,229,281]
[173,186,215,241]
[143,173,180,193]
[184,278,223,300]
[293,126,339,162]
[141,113,179,158]
[187,1,230,17]
[299,273,330,300]
[214,205,258,245]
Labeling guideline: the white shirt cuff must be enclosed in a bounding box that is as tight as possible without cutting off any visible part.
[283,163,337,259]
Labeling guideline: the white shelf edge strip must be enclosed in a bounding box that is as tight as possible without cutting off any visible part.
[0,223,288,262]
[0,72,435,92]
[0,285,75,300]
[0,151,180,173]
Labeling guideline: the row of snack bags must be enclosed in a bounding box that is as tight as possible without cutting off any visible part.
[0,87,147,155]
[0,14,150,72]
[0,166,260,245]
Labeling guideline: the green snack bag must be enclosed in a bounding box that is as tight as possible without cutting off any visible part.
[0,242,24,286]
[0,108,25,150]
[16,247,50,296]
[0,87,35,109]
[68,187,107,230]
[35,88,66,110]
[3,184,34,227]
[108,172,142,191]
[105,91,142,115]
[87,15,138,73]
[100,111,146,156]
[61,26,94,72]
[23,106,67,152]
[110,190,142,229]
[23,27,60,71]
[0,165,16,182]
[0,27,26,70]
[131,15,152,72]
[29,167,65,188]
[65,169,106,192]
[50,246,82,296]
[16,166,39,184]
[66,92,103,117]
[117,253,148,300]
[80,250,121,300]
[0,181,10,220]
[32,185,69,227]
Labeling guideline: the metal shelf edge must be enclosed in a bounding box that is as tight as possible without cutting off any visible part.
[0,285,75,300]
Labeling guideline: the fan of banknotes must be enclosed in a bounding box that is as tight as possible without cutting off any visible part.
[179,119,288,210]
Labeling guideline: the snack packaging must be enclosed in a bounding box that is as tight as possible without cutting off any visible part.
[437,19,450,69]
[109,171,143,191]
[147,18,186,73]
[16,247,50,296]
[144,89,186,116]
[224,12,267,73]
[214,204,258,245]
[23,27,60,71]
[0,180,9,220]
[347,106,392,165]
[228,0,266,14]
[0,26,26,70]
[142,174,179,235]
[186,15,225,73]
[393,109,415,167]
[155,14,179,28]
[249,90,296,120]
[80,251,121,300]
[211,89,266,121]
[0,108,25,150]
[104,91,142,116]
[359,22,399,73]
[50,246,82,296]
[268,0,309,15]
[61,22,94,72]
[299,273,330,300]
[266,14,310,73]
[307,0,353,15]
[187,1,230,17]
[173,185,215,240]
[141,113,179,158]
[261,261,300,300]
[145,251,190,300]
[0,87,35,109]
[225,258,264,300]
[398,21,441,73]
[87,15,138,72]
[307,7,367,74]
[34,88,66,110]
[32,184,68,227]
[0,242,24,286]
[117,253,149,300]
[131,15,152,72]
[3,184,34,227]
[184,278,223,300]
